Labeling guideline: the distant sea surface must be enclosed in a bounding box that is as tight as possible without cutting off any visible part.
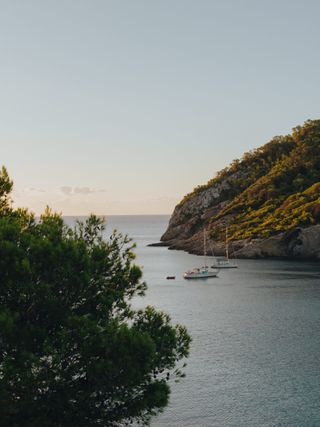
[65,215,320,427]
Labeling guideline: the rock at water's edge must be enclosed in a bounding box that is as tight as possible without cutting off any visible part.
[159,225,320,261]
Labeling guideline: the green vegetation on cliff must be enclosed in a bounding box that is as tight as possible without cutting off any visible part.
[180,120,320,242]
[180,134,295,207]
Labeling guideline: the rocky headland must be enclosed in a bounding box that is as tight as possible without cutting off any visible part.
[159,120,320,260]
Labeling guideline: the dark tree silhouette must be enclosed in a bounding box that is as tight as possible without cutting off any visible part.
[0,168,190,427]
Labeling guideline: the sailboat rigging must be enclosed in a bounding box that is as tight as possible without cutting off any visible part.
[211,227,238,269]
[183,230,219,279]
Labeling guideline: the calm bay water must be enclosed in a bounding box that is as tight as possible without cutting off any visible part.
[66,215,320,427]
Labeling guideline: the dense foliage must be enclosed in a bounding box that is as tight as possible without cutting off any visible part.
[0,168,190,427]
[218,120,320,240]
[179,133,295,207]
[181,120,320,241]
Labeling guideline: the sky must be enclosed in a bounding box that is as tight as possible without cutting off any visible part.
[1,0,320,215]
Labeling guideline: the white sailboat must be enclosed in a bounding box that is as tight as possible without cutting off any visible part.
[211,228,238,269]
[183,230,219,279]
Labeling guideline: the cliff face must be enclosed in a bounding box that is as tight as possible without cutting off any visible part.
[163,224,320,260]
[161,120,320,260]
[161,179,233,242]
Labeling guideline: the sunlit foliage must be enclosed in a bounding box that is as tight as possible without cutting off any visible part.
[181,120,320,241]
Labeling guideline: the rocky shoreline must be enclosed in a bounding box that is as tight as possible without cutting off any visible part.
[155,121,320,262]
[152,225,320,261]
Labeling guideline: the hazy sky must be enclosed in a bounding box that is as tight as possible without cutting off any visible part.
[1,0,320,215]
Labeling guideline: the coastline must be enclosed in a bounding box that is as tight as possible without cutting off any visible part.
[151,224,320,261]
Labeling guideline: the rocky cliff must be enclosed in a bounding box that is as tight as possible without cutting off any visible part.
[160,120,320,260]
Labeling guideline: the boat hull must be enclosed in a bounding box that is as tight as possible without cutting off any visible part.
[211,264,238,269]
[183,271,219,279]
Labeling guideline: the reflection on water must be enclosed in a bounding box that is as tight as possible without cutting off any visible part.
[66,216,320,427]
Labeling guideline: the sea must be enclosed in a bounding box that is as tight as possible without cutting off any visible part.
[65,215,320,427]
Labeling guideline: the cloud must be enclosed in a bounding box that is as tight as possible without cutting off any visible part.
[60,186,106,196]
[74,187,95,195]
[60,186,73,196]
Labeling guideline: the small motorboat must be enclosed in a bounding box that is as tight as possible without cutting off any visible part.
[166,276,176,280]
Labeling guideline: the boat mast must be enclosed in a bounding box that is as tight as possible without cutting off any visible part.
[225,227,229,260]
[204,228,207,266]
